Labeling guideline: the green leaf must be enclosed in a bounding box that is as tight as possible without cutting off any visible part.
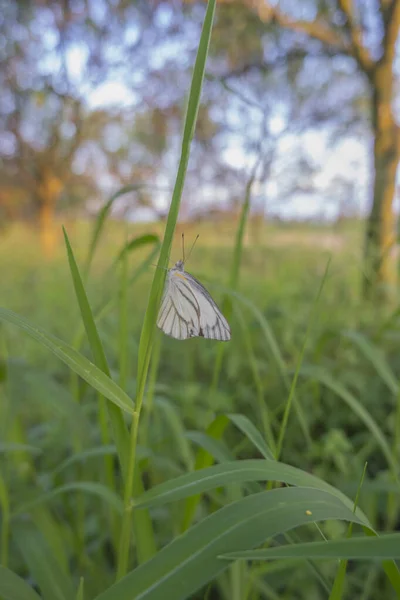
[0,443,42,455]
[51,445,117,476]
[222,533,400,561]
[134,459,369,524]
[227,413,274,460]
[63,227,129,475]
[0,565,43,600]
[181,414,229,531]
[186,431,234,463]
[112,234,159,269]
[13,482,124,516]
[85,185,149,275]
[76,578,84,600]
[95,487,365,600]
[115,0,217,581]
[13,524,76,600]
[343,330,399,396]
[299,365,398,475]
[0,307,134,415]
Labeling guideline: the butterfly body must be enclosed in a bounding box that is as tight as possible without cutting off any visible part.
[157,260,231,341]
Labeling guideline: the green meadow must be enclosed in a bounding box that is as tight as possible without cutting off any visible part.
[1,218,400,599]
[1,3,400,598]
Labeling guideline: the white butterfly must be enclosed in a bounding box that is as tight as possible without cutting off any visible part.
[157,259,231,341]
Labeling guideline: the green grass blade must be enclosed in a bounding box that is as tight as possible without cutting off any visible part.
[211,160,260,391]
[181,414,229,531]
[51,445,117,476]
[329,462,367,600]
[0,442,42,455]
[203,282,312,448]
[76,578,84,600]
[95,487,365,600]
[13,524,76,600]
[343,330,399,396]
[111,234,159,271]
[363,527,400,595]
[227,414,275,460]
[134,459,369,523]
[186,431,235,463]
[84,184,150,276]
[63,227,129,475]
[118,232,129,390]
[13,482,124,516]
[275,257,331,461]
[233,303,276,453]
[223,533,400,561]
[299,365,398,476]
[116,0,217,580]
[0,307,134,415]
[0,565,43,600]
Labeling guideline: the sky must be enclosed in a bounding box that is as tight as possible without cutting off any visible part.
[30,5,398,224]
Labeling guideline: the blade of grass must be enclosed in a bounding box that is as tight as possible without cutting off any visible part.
[63,227,129,475]
[84,186,160,276]
[233,304,276,454]
[275,257,331,461]
[329,462,368,600]
[96,488,366,600]
[116,0,217,580]
[0,307,134,415]
[118,230,129,391]
[211,155,261,392]
[0,565,43,600]
[181,414,229,531]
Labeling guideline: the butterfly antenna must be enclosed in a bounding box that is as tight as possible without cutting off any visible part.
[186,234,200,265]
[182,232,185,263]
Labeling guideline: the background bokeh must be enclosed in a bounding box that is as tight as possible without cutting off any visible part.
[1,2,400,599]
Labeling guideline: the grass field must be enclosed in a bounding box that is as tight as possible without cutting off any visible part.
[1,217,400,600]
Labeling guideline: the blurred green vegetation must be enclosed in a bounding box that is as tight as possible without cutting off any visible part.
[1,219,400,598]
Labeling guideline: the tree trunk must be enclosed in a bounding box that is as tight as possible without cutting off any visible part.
[36,168,63,258]
[364,61,400,300]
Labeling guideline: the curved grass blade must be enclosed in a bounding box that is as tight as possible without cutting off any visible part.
[223,533,400,561]
[51,445,117,476]
[227,414,274,460]
[0,565,43,600]
[343,330,399,396]
[111,234,159,270]
[0,443,42,456]
[13,524,76,600]
[116,0,218,580]
[0,307,134,415]
[134,459,369,524]
[299,364,398,477]
[95,487,366,600]
[63,227,129,475]
[181,414,229,532]
[13,482,124,516]
[84,184,155,276]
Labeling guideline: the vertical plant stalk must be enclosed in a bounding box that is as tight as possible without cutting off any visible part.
[211,153,262,393]
[275,258,331,462]
[387,386,400,529]
[0,473,9,567]
[141,334,162,449]
[329,462,367,600]
[119,234,129,391]
[115,0,217,580]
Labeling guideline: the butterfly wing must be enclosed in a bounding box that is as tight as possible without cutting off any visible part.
[157,269,230,341]
[183,272,231,341]
[157,272,200,340]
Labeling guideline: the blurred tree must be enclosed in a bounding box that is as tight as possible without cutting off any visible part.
[198,0,400,298]
[0,0,158,255]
